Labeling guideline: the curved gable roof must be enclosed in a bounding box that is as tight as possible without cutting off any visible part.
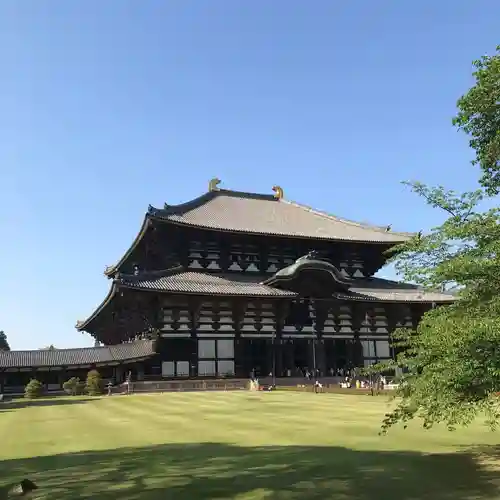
[104,187,414,277]
[263,254,351,295]
[149,189,414,243]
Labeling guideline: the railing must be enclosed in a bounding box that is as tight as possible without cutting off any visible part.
[125,379,248,393]
[1,386,25,395]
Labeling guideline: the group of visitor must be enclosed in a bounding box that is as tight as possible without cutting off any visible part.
[339,375,387,390]
[297,366,356,379]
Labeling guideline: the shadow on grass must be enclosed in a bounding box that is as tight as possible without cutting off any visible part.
[1,443,499,500]
[0,398,94,411]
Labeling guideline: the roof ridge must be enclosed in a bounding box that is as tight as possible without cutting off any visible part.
[217,189,277,201]
[0,345,109,354]
[0,339,153,355]
[0,339,152,355]
[150,191,216,216]
[280,199,416,237]
[151,189,278,217]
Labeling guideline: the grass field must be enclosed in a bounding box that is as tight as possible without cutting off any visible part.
[1,392,500,499]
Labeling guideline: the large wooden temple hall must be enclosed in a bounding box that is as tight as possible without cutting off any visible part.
[0,180,454,391]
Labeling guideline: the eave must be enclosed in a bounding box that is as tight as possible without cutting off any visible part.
[149,217,410,245]
[76,281,119,332]
[147,188,415,244]
[104,215,153,277]
[332,291,455,304]
[103,187,415,278]
[78,268,455,333]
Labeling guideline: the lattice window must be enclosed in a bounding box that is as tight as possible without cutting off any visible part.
[197,339,235,377]
[198,339,216,358]
[375,340,391,358]
[361,338,392,366]
[198,360,216,377]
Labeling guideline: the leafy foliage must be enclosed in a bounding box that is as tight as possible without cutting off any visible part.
[374,45,500,433]
[390,182,498,292]
[63,377,84,396]
[0,331,10,351]
[377,182,500,434]
[453,45,500,195]
[85,370,103,396]
[24,379,43,399]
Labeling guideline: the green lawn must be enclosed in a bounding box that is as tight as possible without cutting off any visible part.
[1,391,500,499]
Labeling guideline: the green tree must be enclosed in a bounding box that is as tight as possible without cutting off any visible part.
[378,184,500,433]
[85,369,103,396]
[453,45,500,195]
[63,377,84,396]
[24,379,43,399]
[0,331,10,351]
[376,46,500,434]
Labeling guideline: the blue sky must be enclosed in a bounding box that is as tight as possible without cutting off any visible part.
[0,1,498,350]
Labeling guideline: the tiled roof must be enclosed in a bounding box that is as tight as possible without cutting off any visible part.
[148,189,413,243]
[118,269,296,297]
[347,277,455,303]
[118,269,454,303]
[0,340,155,369]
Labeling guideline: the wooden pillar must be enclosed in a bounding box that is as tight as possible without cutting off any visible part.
[275,340,283,378]
[137,363,145,381]
[274,300,290,380]
[283,340,295,375]
[314,301,329,377]
[219,236,231,272]
[386,303,405,360]
[411,303,426,330]
[265,338,273,377]
[188,297,202,377]
[0,371,4,393]
[259,245,269,274]
[307,339,315,373]
[232,300,246,377]
[315,340,326,377]
[116,365,124,383]
[58,370,66,389]
[349,303,363,368]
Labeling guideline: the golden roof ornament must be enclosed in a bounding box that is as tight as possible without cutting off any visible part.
[208,178,221,192]
[272,185,284,199]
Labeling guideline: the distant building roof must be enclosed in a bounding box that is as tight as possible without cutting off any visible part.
[148,189,414,243]
[0,339,155,369]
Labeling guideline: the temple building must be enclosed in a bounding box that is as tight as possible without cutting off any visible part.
[0,180,454,392]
